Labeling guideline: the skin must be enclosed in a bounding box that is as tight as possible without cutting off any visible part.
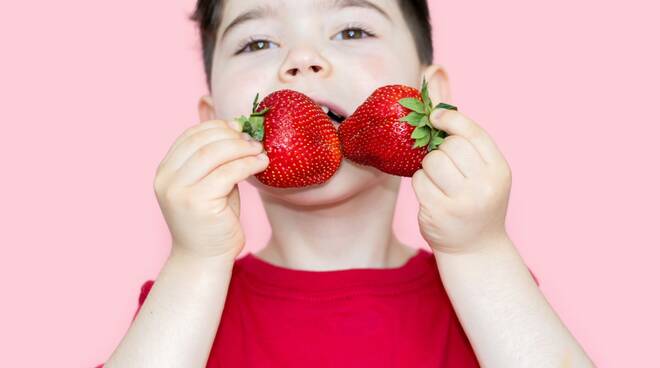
[106,0,595,367]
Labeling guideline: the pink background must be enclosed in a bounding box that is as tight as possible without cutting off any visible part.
[1,0,657,366]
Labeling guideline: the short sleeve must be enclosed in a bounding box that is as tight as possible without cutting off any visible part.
[94,280,155,368]
[133,280,155,320]
[446,308,481,367]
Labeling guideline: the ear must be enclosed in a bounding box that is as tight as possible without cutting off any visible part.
[198,95,216,122]
[421,65,452,105]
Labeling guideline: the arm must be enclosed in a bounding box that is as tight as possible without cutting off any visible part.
[105,119,269,367]
[412,108,594,367]
[105,250,234,367]
[434,235,593,367]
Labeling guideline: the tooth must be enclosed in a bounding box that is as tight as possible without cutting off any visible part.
[321,105,329,113]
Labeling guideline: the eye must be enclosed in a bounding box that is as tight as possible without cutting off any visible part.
[333,27,374,41]
[237,39,276,54]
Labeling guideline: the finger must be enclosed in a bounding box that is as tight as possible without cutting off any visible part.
[437,135,487,178]
[172,139,265,187]
[421,150,466,197]
[194,154,269,199]
[227,120,243,133]
[411,169,450,205]
[162,120,237,164]
[429,109,502,165]
[161,127,243,172]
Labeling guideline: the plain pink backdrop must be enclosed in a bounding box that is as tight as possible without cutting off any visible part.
[1,0,658,366]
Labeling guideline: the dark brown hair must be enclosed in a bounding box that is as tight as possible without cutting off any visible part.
[191,0,434,87]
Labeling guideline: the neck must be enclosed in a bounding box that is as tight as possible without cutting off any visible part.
[256,176,412,270]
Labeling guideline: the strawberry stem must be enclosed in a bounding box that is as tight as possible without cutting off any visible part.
[236,93,269,142]
[399,78,458,152]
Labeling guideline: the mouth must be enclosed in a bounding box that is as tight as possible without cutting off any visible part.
[315,101,347,126]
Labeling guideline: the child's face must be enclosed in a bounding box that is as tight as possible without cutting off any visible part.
[206,0,427,204]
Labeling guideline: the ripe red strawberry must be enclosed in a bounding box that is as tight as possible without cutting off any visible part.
[338,80,457,177]
[237,90,342,188]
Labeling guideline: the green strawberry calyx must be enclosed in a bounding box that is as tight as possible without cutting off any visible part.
[236,93,270,142]
[398,79,458,152]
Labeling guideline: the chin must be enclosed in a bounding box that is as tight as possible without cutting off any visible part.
[247,159,391,207]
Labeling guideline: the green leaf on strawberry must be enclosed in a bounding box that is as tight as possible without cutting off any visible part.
[399,98,427,114]
[398,78,457,152]
[428,129,445,152]
[399,112,425,126]
[433,102,458,111]
[413,133,431,148]
[411,125,430,139]
[236,93,269,142]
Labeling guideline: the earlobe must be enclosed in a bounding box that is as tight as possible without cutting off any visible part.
[421,65,452,105]
[198,95,216,122]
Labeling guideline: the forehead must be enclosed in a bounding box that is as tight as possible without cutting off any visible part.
[220,0,399,22]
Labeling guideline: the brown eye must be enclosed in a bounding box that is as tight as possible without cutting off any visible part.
[339,28,366,40]
[240,40,275,54]
[249,40,272,51]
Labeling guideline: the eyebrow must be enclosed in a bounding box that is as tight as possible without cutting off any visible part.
[220,4,277,41]
[324,0,392,22]
[221,0,392,41]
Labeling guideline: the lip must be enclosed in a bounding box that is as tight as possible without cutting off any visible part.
[309,98,349,122]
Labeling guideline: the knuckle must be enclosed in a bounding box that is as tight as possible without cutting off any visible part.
[153,174,164,194]
[220,127,241,139]
[501,160,512,179]
[466,127,481,139]
[480,183,497,201]
[422,150,440,167]
[236,156,255,170]
[502,165,512,184]
[196,144,215,160]
[178,190,206,211]
[228,140,255,158]
[212,119,228,127]
[243,156,264,170]
[438,138,457,153]
[411,169,424,184]
[235,139,254,151]
[491,159,512,182]
[443,135,461,144]
[188,134,206,148]
[411,170,429,191]
[182,124,197,135]
[181,193,197,210]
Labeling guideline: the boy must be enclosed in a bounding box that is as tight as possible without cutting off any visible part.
[102,0,594,366]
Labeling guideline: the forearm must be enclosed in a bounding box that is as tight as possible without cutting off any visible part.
[105,248,234,368]
[434,236,593,368]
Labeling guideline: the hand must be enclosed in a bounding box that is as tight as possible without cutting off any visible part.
[411,109,512,254]
[153,120,269,260]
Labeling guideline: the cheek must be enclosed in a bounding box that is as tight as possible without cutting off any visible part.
[349,44,420,88]
[210,60,277,120]
[358,55,386,81]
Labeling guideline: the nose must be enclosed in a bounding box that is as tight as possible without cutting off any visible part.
[278,46,331,82]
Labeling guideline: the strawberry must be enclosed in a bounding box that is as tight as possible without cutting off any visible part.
[338,80,458,177]
[237,90,342,188]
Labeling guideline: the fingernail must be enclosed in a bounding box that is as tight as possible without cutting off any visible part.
[430,108,445,122]
[241,132,252,141]
[250,139,262,148]
[257,153,268,161]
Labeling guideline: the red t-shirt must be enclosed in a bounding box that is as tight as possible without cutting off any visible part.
[101,249,498,367]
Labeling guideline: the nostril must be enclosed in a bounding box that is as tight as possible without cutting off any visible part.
[287,68,299,76]
[310,65,322,73]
